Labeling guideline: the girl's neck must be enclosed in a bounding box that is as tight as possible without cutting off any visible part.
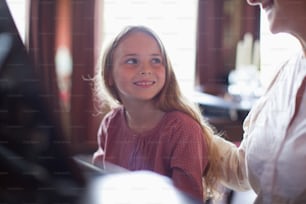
[124,103,165,133]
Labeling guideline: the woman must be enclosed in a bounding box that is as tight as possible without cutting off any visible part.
[216,0,306,203]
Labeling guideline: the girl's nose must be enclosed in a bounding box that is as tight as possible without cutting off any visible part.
[139,62,152,75]
[139,70,152,75]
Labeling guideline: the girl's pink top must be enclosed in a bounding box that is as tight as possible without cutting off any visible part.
[93,106,209,200]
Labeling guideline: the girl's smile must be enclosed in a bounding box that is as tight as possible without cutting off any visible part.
[133,79,156,87]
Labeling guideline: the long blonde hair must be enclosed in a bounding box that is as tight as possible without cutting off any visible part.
[93,25,222,200]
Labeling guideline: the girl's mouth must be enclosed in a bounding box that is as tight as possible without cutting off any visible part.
[134,81,155,86]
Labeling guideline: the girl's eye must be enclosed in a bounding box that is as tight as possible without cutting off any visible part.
[151,57,162,64]
[126,58,138,64]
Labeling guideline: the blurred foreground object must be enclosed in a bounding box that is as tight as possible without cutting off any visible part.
[84,170,203,204]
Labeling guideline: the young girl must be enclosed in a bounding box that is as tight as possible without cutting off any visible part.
[92,25,222,201]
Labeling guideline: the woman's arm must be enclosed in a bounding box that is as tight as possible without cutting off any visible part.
[213,136,250,191]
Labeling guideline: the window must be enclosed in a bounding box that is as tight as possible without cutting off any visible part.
[101,0,198,96]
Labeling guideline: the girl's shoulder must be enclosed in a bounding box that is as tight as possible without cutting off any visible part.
[164,111,201,129]
[102,106,124,126]
[162,111,205,142]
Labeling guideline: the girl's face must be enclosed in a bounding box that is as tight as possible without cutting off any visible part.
[247,0,306,34]
[110,31,166,104]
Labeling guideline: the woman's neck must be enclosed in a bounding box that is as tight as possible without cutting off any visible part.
[299,36,306,57]
[292,27,306,57]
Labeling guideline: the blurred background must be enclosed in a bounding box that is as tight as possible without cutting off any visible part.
[4,0,301,203]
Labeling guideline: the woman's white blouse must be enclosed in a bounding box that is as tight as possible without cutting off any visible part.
[216,52,306,204]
